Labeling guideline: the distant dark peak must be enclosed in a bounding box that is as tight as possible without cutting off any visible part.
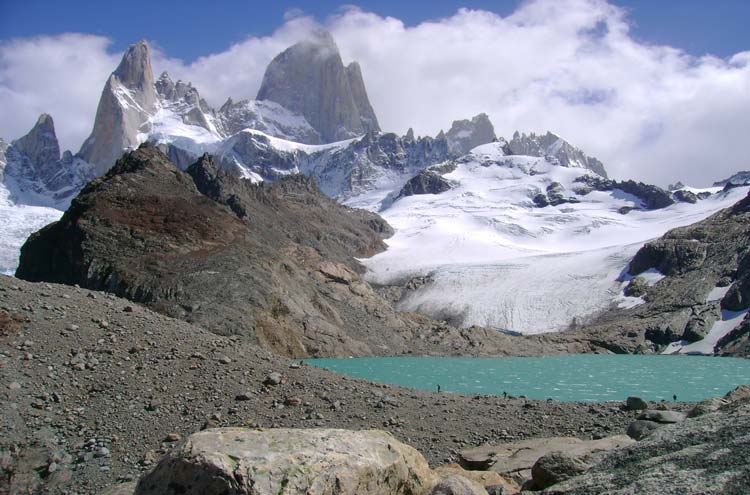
[114,39,153,90]
[105,143,174,179]
[11,113,61,167]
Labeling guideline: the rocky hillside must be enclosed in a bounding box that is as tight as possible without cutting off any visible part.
[574,189,750,355]
[15,144,581,358]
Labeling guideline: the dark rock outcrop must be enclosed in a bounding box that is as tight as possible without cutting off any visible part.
[673,189,698,204]
[397,169,453,198]
[16,144,422,357]
[575,190,750,356]
[573,175,674,210]
[256,30,380,142]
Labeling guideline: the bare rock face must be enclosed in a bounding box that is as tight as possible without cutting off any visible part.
[4,114,94,206]
[257,30,380,143]
[445,113,496,156]
[134,428,437,495]
[547,393,750,495]
[79,40,158,175]
[505,131,608,178]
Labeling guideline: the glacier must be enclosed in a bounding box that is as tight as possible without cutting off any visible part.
[357,142,749,334]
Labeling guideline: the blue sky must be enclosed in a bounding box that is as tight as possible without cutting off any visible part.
[1,0,748,61]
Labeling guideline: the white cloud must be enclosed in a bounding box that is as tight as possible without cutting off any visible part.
[1,0,748,186]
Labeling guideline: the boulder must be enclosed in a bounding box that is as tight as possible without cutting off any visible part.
[459,435,633,480]
[434,464,517,493]
[625,396,649,411]
[429,475,488,495]
[528,451,589,490]
[624,277,648,297]
[637,410,687,424]
[626,420,661,440]
[135,428,436,495]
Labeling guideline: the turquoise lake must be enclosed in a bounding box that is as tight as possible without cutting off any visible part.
[305,355,750,402]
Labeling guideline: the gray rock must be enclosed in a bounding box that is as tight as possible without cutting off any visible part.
[529,451,589,490]
[626,419,661,440]
[3,114,94,206]
[429,475,489,495]
[445,113,496,156]
[625,396,649,411]
[505,131,607,178]
[256,30,380,143]
[637,410,687,424]
[548,393,750,494]
[264,372,283,386]
[459,435,633,478]
[673,189,698,204]
[397,170,453,199]
[134,428,436,495]
[624,277,648,297]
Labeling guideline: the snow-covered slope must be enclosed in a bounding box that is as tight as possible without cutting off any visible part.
[359,142,747,334]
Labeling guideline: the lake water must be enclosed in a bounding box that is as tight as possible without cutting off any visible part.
[305,355,750,402]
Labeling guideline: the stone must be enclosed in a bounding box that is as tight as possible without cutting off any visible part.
[459,435,633,478]
[434,464,517,493]
[529,451,589,490]
[625,396,649,411]
[263,372,283,386]
[626,420,661,440]
[624,277,649,297]
[429,475,489,495]
[133,428,436,495]
[637,410,687,424]
[163,433,181,442]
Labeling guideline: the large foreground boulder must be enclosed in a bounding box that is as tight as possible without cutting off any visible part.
[134,428,436,495]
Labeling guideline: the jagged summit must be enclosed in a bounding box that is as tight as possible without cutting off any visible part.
[10,113,60,169]
[445,113,496,155]
[78,40,158,175]
[3,113,94,207]
[112,39,155,94]
[505,130,608,178]
[256,29,380,143]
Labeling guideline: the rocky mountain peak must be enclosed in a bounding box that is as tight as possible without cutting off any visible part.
[445,113,496,155]
[78,40,159,175]
[505,131,608,178]
[256,30,380,143]
[112,39,154,93]
[11,113,61,169]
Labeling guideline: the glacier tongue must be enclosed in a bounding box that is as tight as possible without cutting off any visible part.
[360,144,747,334]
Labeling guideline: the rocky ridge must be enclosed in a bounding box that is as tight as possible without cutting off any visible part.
[573,189,750,355]
[15,144,593,358]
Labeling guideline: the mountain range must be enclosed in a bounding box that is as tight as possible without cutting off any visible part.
[2,32,749,357]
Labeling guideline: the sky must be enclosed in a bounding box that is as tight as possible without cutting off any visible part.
[1,0,748,186]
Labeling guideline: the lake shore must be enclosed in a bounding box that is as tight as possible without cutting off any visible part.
[1,274,695,494]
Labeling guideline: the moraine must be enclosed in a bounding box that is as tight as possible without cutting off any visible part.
[306,355,750,402]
